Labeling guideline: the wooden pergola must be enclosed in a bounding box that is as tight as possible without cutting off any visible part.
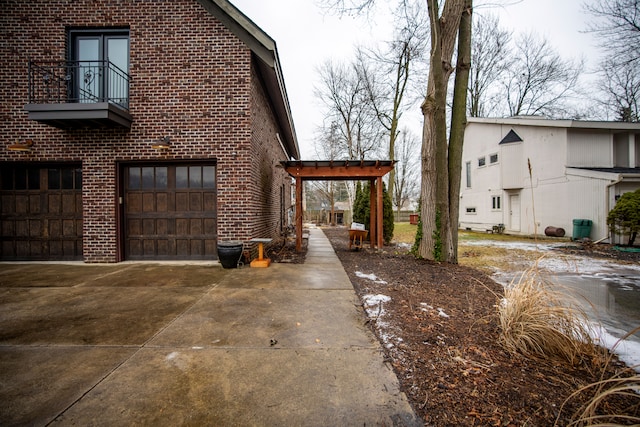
[282,160,395,252]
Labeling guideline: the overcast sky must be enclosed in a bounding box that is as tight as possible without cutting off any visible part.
[229,0,600,159]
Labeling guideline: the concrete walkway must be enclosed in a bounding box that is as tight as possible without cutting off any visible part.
[0,226,421,426]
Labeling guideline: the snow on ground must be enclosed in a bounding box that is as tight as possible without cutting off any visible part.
[362,293,403,349]
[355,271,387,284]
[591,324,640,371]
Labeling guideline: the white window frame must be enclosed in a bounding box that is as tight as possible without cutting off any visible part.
[492,195,501,210]
[478,156,486,167]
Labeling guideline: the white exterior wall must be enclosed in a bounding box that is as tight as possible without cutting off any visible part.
[567,130,612,167]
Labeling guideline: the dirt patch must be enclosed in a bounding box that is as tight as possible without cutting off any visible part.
[322,226,637,426]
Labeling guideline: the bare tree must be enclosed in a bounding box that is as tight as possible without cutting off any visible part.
[393,129,420,215]
[315,60,383,160]
[502,32,583,117]
[584,0,640,64]
[585,0,640,121]
[600,56,640,122]
[468,13,511,117]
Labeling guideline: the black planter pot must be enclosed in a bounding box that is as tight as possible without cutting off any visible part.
[217,241,243,269]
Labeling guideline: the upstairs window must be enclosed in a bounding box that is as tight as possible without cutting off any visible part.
[69,28,129,107]
[489,153,499,164]
[478,156,486,167]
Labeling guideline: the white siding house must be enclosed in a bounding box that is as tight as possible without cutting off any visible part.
[460,117,640,242]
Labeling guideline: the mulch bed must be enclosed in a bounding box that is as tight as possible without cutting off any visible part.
[321,226,638,426]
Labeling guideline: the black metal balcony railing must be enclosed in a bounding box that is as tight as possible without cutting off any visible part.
[27,60,130,110]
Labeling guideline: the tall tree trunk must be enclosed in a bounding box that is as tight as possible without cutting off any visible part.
[418,0,464,261]
[447,0,472,263]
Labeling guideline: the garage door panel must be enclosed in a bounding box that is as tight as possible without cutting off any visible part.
[156,193,168,211]
[142,193,155,212]
[2,195,14,213]
[142,219,155,235]
[15,195,28,213]
[204,193,216,210]
[176,218,188,235]
[204,218,216,234]
[143,239,155,256]
[127,193,142,213]
[63,219,77,236]
[30,194,40,213]
[48,194,61,213]
[190,193,202,211]
[49,219,61,238]
[190,219,202,234]
[30,220,42,237]
[62,194,77,213]
[157,240,169,256]
[157,218,168,235]
[176,239,188,256]
[16,220,28,237]
[191,240,203,255]
[175,192,188,210]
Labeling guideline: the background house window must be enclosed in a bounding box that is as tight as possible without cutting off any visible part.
[478,157,486,167]
[492,195,501,210]
[489,153,499,164]
[465,161,471,187]
[466,207,476,214]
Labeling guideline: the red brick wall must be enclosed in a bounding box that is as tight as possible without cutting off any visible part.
[0,0,294,262]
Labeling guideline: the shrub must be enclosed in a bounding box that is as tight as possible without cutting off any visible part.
[607,188,640,246]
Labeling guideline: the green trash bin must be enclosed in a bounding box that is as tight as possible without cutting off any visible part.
[572,219,592,240]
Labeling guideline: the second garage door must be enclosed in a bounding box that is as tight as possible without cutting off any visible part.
[123,164,217,260]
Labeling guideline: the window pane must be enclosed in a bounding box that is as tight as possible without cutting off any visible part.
[129,167,140,189]
[1,168,13,190]
[77,38,100,102]
[490,154,498,163]
[189,166,202,188]
[478,157,486,167]
[62,168,74,189]
[28,167,40,190]
[203,166,215,188]
[176,167,188,188]
[48,169,61,190]
[156,167,167,189]
[15,167,26,190]
[142,167,154,189]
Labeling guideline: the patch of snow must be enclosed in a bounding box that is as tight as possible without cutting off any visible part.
[355,271,388,284]
[437,308,450,318]
[590,324,640,371]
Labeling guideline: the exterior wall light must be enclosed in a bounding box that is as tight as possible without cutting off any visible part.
[8,139,33,151]
[152,136,171,150]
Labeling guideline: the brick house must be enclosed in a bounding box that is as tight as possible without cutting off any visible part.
[0,0,299,262]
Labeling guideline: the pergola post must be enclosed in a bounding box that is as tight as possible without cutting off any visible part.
[376,176,383,249]
[295,176,303,252]
[369,179,376,248]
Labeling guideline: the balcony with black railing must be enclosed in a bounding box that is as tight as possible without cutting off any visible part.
[25,60,133,129]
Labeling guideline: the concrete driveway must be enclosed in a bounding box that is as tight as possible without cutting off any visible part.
[0,228,420,426]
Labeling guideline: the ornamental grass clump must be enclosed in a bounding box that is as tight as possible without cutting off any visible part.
[498,263,598,366]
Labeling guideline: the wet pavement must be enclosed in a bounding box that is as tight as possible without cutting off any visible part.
[0,228,421,426]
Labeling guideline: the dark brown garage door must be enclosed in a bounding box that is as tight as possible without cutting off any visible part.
[123,164,217,260]
[0,164,83,261]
